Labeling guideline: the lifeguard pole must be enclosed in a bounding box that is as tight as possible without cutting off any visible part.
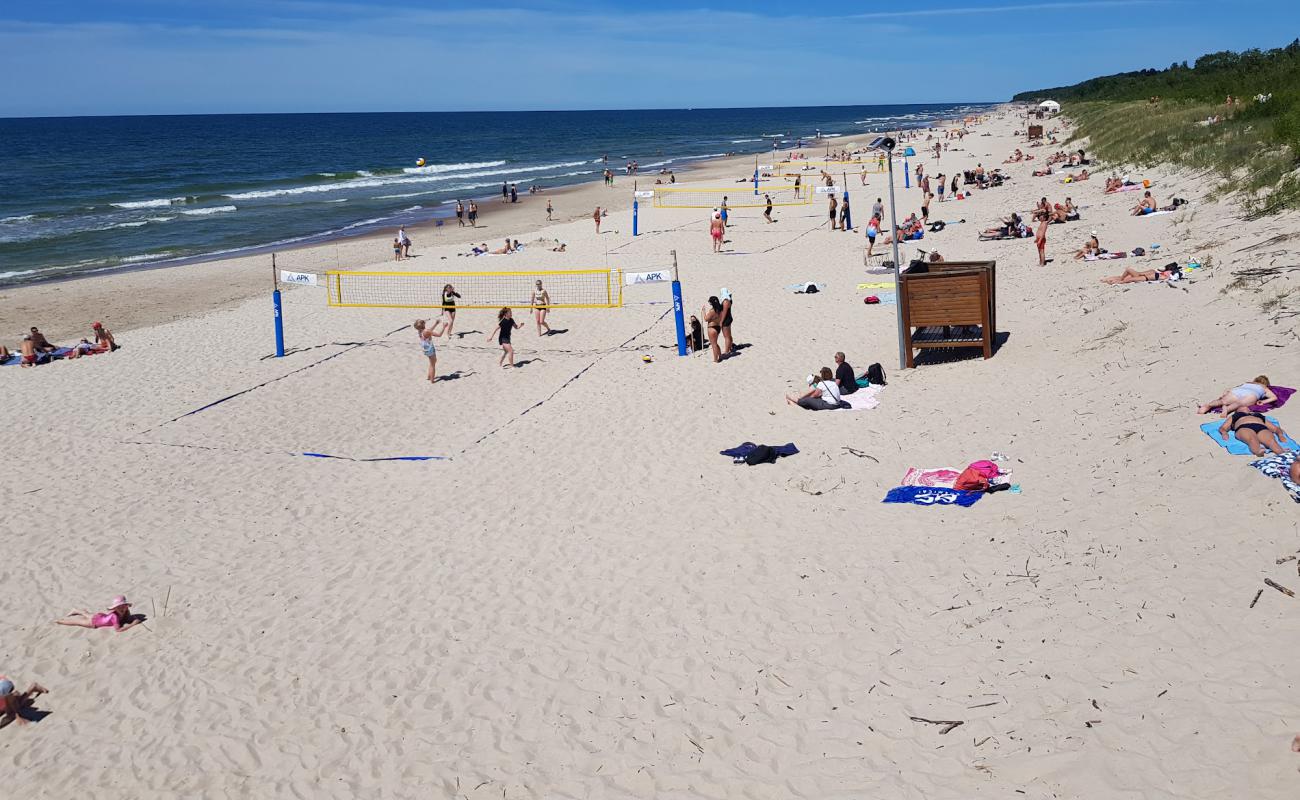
[753,156,759,196]
[632,180,639,237]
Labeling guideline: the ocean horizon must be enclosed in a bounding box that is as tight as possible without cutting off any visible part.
[0,103,991,286]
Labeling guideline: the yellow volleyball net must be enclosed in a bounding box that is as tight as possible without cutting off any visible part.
[324,268,622,310]
[772,158,886,177]
[652,184,811,209]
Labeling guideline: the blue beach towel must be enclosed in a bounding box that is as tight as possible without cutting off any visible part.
[882,485,982,507]
[1200,418,1298,455]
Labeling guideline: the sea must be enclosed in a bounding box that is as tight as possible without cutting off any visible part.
[0,104,989,286]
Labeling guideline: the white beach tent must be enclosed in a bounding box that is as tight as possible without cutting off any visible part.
[1039,100,1061,114]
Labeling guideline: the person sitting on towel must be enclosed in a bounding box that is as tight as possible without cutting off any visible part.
[833,352,858,395]
[786,367,845,410]
[1132,191,1157,216]
[91,321,118,352]
[1074,231,1101,260]
[28,327,57,354]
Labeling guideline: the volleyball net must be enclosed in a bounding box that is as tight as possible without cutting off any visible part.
[772,158,885,177]
[652,184,811,209]
[324,269,622,310]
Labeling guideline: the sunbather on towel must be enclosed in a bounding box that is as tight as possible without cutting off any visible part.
[1132,191,1157,215]
[28,327,56,353]
[19,336,48,367]
[91,321,118,352]
[1199,376,1277,415]
[1100,265,1181,285]
[64,339,97,359]
[786,367,845,410]
[1219,411,1291,456]
[1075,231,1101,260]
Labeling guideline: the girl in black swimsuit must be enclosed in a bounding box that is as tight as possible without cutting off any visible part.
[702,297,723,363]
[440,284,461,337]
[1219,410,1291,456]
[488,307,523,368]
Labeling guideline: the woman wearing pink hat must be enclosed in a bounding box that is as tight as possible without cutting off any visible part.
[54,595,140,632]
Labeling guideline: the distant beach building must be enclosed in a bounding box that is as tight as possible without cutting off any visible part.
[1038,100,1061,114]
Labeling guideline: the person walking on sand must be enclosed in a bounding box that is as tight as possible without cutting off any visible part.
[502,182,509,203]
[414,318,447,383]
[468,200,478,227]
[720,197,729,231]
[490,307,524,368]
[764,193,774,223]
[546,199,553,221]
[593,206,602,234]
[828,194,839,230]
[531,280,552,336]
[921,192,932,224]
[710,211,724,253]
[456,200,465,227]
[866,214,879,258]
[872,197,884,224]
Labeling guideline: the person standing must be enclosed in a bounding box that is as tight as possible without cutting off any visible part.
[468,200,479,227]
[763,193,774,223]
[1035,216,1049,266]
[915,163,924,187]
[828,194,839,230]
[510,183,518,203]
[719,197,729,231]
[489,308,524,368]
[439,284,461,337]
[532,280,552,336]
[414,318,447,383]
[794,174,802,199]
[593,206,602,234]
[546,199,553,221]
[719,288,735,356]
[839,195,851,232]
[865,214,879,258]
[398,226,412,258]
[709,211,724,253]
[872,197,884,223]
[456,200,465,226]
[936,173,945,202]
[921,192,932,224]
[860,166,868,186]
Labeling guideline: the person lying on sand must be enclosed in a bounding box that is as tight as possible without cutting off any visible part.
[490,239,514,255]
[1100,265,1181,285]
[1218,410,1291,456]
[1198,376,1277,415]
[64,339,97,359]
[786,368,846,410]
[1064,169,1090,182]
[54,596,141,632]
[0,678,49,728]
[1132,191,1158,215]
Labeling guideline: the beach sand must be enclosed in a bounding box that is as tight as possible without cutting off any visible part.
[1,110,1298,799]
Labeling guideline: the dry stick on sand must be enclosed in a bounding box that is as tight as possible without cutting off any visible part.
[163,586,172,617]
[1264,578,1295,598]
[910,716,965,735]
[1250,588,1264,608]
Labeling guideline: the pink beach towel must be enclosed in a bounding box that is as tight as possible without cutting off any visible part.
[900,467,961,488]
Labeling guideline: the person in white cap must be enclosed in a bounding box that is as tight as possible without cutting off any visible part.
[709,210,724,253]
[53,595,141,632]
[718,288,735,356]
[1074,230,1101,260]
[0,677,49,727]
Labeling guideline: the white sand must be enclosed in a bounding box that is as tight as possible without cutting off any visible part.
[2,109,1298,798]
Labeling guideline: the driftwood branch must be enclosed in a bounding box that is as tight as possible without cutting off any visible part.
[910,716,965,735]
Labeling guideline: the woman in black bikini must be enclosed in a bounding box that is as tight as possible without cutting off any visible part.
[488,307,523,368]
[439,284,461,337]
[1218,410,1291,456]
[719,289,734,356]
[702,297,723,363]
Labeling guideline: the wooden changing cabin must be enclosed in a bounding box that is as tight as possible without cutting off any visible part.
[897,260,997,367]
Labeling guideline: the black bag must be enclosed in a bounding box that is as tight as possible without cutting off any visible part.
[866,362,886,386]
[744,445,778,466]
[804,283,819,294]
[929,220,946,232]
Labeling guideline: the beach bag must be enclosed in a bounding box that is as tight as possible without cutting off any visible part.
[744,445,778,466]
[866,362,886,386]
[804,283,819,294]
[955,460,1000,491]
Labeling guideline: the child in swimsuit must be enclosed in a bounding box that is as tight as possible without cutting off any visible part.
[54,596,140,632]
[1198,375,1276,415]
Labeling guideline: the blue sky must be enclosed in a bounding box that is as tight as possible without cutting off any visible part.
[1,1,1297,116]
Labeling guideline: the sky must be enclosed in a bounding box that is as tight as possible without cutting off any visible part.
[1,1,1297,117]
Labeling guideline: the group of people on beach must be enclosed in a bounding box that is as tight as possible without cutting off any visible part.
[413,280,555,382]
[4,323,117,367]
